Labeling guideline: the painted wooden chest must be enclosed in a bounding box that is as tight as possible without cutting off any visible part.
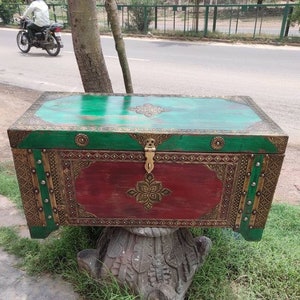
[7,93,288,241]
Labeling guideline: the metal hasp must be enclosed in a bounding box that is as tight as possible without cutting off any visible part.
[144,137,156,173]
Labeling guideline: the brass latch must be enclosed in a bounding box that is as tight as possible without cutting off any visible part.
[144,138,156,173]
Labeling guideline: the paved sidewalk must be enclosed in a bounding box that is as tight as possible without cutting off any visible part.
[0,248,80,300]
[0,195,81,300]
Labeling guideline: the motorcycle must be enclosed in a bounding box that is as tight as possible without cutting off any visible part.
[16,17,63,56]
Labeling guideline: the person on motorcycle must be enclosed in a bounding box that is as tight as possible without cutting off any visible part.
[21,0,50,42]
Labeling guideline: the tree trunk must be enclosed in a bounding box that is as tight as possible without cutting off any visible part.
[67,0,113,93]
[105,0,134,94]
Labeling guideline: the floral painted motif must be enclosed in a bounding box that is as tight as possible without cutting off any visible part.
[127,173,171,210]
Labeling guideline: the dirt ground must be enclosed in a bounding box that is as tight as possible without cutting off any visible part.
[0,82,299,205]
[0,83,41,161]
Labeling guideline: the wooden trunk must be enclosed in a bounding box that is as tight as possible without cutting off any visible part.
[7,93,288,241]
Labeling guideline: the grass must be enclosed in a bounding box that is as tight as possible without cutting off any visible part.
[0,161,22,209]
[188,204,300,300]
[0,164,300,299]
[0,226,137,299]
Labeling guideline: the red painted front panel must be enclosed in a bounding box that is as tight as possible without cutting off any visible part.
[75,162,223,220]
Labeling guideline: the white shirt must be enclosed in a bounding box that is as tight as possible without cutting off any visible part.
[23,0,50,27]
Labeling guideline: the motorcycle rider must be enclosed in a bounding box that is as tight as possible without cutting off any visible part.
[21,0,50,42]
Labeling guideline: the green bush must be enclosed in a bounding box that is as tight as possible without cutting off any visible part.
[290,0,300,26]
[126,0,157,33]
[0,0,22,25]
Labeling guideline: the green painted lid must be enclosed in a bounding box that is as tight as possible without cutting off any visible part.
[8,93,288,153]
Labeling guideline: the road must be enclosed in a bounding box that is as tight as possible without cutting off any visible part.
[0,28,299,146]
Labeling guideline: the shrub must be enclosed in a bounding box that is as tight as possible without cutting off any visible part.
[0,0,22,25]
[126,0,157,33]
[290,0,300,27]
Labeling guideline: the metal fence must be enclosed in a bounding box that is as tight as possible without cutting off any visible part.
[13,3,300,39]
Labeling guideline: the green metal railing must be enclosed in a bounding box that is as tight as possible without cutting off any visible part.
[12,3,299,39]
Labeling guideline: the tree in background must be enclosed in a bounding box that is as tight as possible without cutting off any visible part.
[127,0,155,32]
[105,0,133,93]
[290,0,300,27]
[0,0,22,24]
[67,0,133,94]
[67,0,113,93]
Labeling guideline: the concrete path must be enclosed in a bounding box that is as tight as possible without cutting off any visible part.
[0,195,81,300]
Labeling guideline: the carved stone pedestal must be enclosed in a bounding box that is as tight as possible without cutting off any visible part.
[77,227,211,300]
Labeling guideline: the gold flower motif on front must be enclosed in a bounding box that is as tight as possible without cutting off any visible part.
[127,173,171,210]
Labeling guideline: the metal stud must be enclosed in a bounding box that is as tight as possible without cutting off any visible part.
[256,162,261,167]
[244,217,248,221]
[47,215,52,219]
[40,180,46,185]
[44,198,49,203]
[36,159,42,165]
[247,201,252,205]
[251,182,256,187]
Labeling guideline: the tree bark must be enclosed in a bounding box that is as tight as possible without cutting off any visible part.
[105,0,133,94]
[67,0,113,93]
